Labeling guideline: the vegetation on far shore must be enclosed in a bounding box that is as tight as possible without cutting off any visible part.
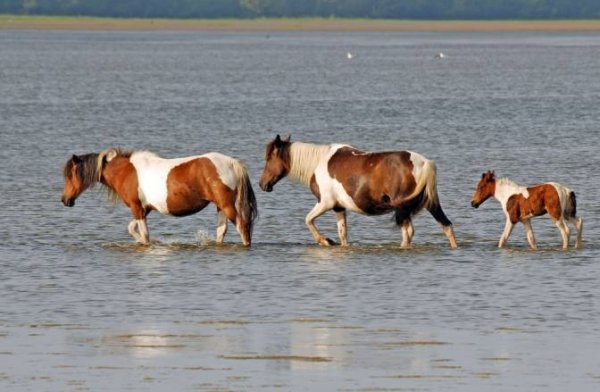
[2,15,600,32]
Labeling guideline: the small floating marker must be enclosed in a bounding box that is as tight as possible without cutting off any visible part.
[435,52,445,59]
[347,52,355,59]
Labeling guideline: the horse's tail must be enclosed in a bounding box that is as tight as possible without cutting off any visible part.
[566,191,577,218]
[393,158,453,227]
[393,159,439,211]
[233,160,258,246]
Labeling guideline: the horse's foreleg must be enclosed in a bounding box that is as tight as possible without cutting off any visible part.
[522,219,537,250]
[128,219,149,244]
[570,217,583,248]
[306,203,335,246]
[335,210,348,246]
[555,219,570,250]
[216,210,228,244]
[498,219,514,248]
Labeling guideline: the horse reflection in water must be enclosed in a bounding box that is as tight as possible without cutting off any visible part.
[61,149,257,246]
[259,135,457,249]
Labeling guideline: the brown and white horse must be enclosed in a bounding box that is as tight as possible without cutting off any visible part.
[259,135,458,248]
[61,149,257,246]
[471,171,583,249]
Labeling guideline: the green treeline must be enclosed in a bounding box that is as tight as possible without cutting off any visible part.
[1,0,599,19]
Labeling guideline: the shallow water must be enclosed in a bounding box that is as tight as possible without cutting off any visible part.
[1,30,599,391]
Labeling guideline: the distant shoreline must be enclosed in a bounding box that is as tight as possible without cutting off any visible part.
[2,15,600,32]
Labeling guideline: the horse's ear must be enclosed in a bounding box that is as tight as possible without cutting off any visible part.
[72,154,82,164]
[283,134,291,142]
[275,134,282,143]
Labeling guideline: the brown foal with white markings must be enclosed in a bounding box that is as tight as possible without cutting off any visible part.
[62,149,257,246]
[471,171,582,249]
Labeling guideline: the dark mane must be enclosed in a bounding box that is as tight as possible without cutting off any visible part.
[63,153,100,190]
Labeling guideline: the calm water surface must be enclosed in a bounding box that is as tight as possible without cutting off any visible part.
[1,30,599,391]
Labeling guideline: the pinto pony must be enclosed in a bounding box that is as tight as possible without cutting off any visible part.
[61,149,257,246]
[259,135,457,248]
[471,171,582,249]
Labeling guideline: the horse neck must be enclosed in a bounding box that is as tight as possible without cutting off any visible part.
[288,142,332,186]
[79,153,102,190]
[494,178,529,206]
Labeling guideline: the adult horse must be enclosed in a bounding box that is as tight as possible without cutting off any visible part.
[259,135,457,248]
[61,149,257,246]
[471,170,583,249]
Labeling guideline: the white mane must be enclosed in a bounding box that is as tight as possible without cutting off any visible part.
[288,142,333,186]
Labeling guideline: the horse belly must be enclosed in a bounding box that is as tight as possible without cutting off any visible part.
[168,198,209,217]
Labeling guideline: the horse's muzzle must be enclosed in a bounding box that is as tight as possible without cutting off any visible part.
[62,197,75,207]
[261,183,273,192]
[470,200,480,208]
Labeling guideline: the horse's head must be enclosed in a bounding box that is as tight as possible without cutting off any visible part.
[259,134,291,192]
[471,170,496,208]
[61,155,86,207]
[61,152,110,207]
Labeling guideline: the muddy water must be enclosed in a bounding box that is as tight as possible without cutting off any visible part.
[1,31,599,391]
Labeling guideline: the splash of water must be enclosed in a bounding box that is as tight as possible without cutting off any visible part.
[195,229,214,246]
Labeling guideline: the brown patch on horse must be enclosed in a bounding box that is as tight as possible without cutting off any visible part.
[506,184,562,224]
[327,147,417,214]
[166,158,235,218]
[100,156,146,219]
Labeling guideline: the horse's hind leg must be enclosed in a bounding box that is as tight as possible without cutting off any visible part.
[220,205,250,246]
[335,210,348,246]
[555,218,570,250]
[216,210,228,244]
[427,202,457,249]
[235,217,251,247]
[399,219,414,249]
[570,216,583,248]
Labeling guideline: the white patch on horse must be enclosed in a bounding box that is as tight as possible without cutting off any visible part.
[408,151,427,181]
[494,178,530,213]
[204,152,237,190]
[314,144,364,214]
[547,182,571,216]
[130,151,200,215]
